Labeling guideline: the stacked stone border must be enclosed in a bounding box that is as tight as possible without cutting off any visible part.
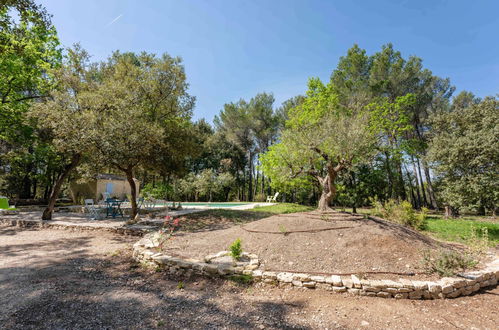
[134,233,499,299]
[0,218,150,236]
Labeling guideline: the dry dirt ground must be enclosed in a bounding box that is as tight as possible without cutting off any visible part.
[165,211,454,279]
[1,224,498,330]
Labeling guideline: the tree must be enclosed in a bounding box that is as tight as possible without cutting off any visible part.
[428,96,498,216]
[0,0,61,198]
[214,100,256,200]
[261,78,376,211]
[30,45,97,220]
[90,51,195,218]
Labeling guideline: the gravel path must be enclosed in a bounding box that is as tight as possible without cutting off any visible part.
[1,224,498,329]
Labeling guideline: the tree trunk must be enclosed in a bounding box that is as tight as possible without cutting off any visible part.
[395,160,407,201]
[410,156,422,208]
[444,205,459,218]
[125,167,138,219]
[247,151,253,202]
[261,172,265,198]
[42,153,81,220]
[383,151,394,199]
[415,157,428,207]
[422,160,438,209]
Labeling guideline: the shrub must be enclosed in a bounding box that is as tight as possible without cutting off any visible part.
[371,199,427,230]
[228,274,253,285]
[422,249,478,277]
[229,238,243,260]
[469,225,489,255]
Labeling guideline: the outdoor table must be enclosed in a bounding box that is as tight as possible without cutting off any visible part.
[105,199,124,218]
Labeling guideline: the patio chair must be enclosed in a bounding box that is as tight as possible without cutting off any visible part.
[84,199,104,220]
[0,196,18,214]
[102,192,111,201]
[266,192,280,203]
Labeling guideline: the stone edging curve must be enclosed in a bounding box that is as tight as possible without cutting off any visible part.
[134,233,499,300]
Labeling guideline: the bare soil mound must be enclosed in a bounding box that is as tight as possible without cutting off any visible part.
[163,211,453,278]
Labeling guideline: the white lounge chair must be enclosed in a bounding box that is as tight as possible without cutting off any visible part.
[266,192,279,203]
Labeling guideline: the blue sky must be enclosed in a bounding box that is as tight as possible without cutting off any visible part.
[40,0,499,122]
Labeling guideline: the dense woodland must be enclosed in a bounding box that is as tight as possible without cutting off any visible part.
[1,1,497,219]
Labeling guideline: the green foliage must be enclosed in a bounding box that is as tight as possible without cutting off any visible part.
[228,274,253,285]
[177,281,184,290]
[278,224,288,234]
[422,249,478,277]
[141,183,172,200]
[0,1,62,199]
[261,77,377,202]
[178,169,235,202]
[372,199,427,230]
[428,96,499,214]
[229,238,243,261]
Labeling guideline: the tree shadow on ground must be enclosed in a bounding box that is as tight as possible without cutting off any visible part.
[176,209,275,234]
[0,230,308,329]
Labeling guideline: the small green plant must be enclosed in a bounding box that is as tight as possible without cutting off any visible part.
[177,281,184,289]
[320,213,329,221]
[228,274,253,285]
[422,249,478,277]
[469,225,489,255]
[157,320,165,327]
[229,238,243,260]
[278,224,288,234]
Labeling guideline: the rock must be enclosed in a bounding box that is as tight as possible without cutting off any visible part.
[441,285,454,294]
[428,283,442,294]
[325,275,343,286]
[363,286,381,293]
[244,264,259,271]
[292,273,311,281]
[377,292,391,298]
[332,286,347,293]
[252,270,263,279]
[292,280,303,287]
[411,281,429,290]
[347,288,360,295]
[351,275,362,288]
[302,281,316,288]
[342,279,354,288]
[408,290,422,299]
[361,321,370,327]
[311,275,326,283]
[397,287,413,293]
[399,278,414,288]
[394,293,408,299]
[262,271,277,280]
[277,272,294,283]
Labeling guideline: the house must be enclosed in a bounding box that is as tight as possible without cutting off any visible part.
[69,174,140,203]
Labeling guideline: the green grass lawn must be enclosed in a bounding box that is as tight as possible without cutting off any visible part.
[251,203,315,214]
[424,216,499,246]
[335,206,499,246]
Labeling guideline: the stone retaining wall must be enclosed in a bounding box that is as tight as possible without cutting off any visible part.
[134,233,499,299]
[0,218,148,236]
